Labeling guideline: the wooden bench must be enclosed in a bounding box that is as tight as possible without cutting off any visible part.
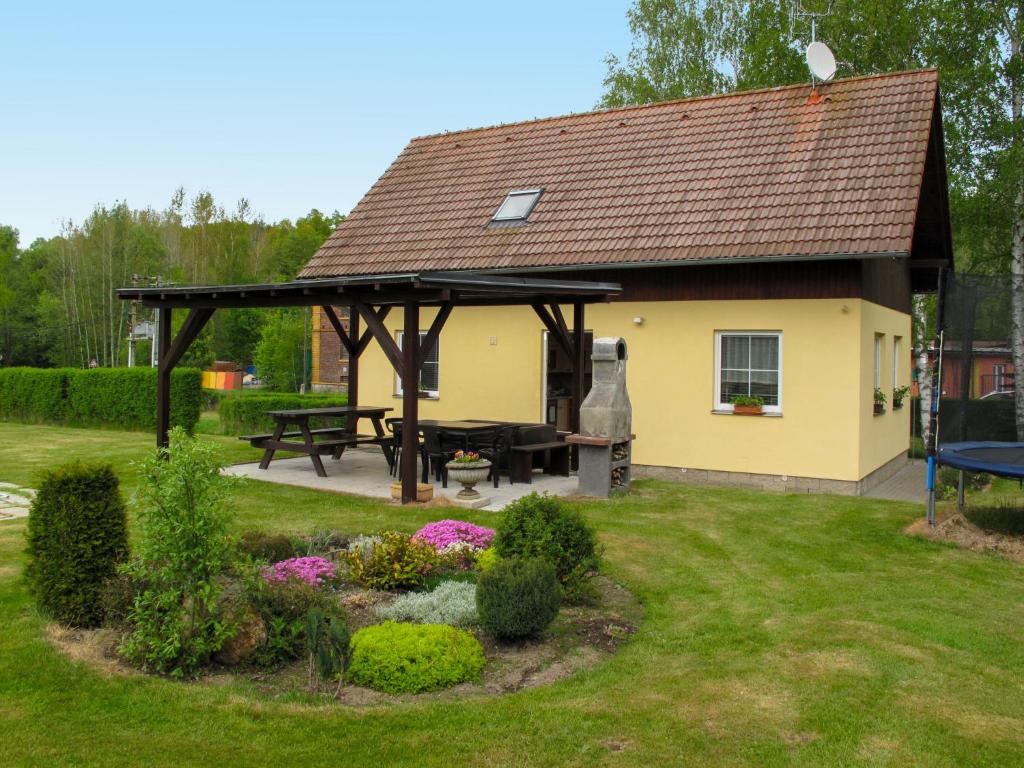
[510,441,571,484]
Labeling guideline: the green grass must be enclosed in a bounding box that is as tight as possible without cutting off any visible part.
[2,422,1024,766]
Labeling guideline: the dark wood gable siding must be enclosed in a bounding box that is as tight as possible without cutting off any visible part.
[540,258,911,313]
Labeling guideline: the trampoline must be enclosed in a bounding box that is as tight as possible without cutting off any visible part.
[926,272,1024,523]
[936,442,1024,479]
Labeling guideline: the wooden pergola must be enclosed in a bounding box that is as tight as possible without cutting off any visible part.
[117,271,621,502]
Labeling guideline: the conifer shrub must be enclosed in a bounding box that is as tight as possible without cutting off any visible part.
[493,493,600,601]
[476,557,561,641]
[347,621,485,693]
[24,462,128,627]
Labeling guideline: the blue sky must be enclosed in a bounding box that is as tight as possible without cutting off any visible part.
[1,1,633,245]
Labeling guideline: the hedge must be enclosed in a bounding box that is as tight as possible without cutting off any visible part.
[218,391,347,435]
[0,367,201,432]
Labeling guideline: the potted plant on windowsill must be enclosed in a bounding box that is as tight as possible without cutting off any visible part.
[874,388,887,415]
[731,395,764,415]
[892,385,909,410]
[445,450,492,501]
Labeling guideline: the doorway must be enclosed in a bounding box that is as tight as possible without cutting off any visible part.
[541,330,593,431]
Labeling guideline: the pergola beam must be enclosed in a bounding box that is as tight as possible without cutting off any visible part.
[355,302,404,381]
[400,302,420,503]
[419,302,453,363]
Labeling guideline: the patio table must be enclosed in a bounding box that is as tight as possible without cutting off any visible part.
[243,406,393,478]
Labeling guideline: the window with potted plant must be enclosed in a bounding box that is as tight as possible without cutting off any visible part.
[892,385,909,410]
[873,388,887,415]
[731,395,764,415]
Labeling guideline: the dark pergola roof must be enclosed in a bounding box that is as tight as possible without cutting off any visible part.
[116,270,621,308]
[117,269,618,504]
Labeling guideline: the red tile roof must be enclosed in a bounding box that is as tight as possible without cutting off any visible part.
[300,69,941,278]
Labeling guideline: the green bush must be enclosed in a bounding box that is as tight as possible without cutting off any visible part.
[0,367,201,432]
[238,531,297,563]
[218,391,347,435]
[24,463,129,627]
[936,467,990,500]
[475,547,499,573]
[476,558,561,640]
[306,607,351,691]
[120,428,237,677]
[376,581,478,627]
[347,621,485,693]
[249,574,346,667]
[344,531,439,591]
[494,493,600,601]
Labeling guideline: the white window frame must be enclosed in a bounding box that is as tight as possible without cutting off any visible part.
[893,336,902,392]
[395,331,440,397]
[714,331,783,414]
[994,363,1006,392]
[874,334,884,390]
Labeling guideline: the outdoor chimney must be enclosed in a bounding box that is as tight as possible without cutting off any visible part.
[568,337,633,496]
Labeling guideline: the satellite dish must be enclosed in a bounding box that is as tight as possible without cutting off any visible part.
[806,41,837,82]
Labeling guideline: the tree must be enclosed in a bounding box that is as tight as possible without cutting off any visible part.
[253,309,307,392]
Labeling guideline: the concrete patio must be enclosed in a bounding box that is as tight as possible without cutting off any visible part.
[223,446,579,512]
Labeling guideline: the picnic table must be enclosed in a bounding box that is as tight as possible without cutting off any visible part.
[242,405,393,478]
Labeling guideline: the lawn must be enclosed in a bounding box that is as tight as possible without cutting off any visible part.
[2,422,1024,766]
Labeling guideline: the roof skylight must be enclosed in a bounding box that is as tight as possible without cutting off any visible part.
[492,189,543,222]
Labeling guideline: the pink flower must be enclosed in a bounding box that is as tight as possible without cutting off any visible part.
[412,519,495,551]
[261,556,336,588]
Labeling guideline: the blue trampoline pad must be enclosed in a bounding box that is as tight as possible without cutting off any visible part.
[936,442,1024,478]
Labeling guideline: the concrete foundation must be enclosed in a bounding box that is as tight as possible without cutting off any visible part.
[634,452,910,496]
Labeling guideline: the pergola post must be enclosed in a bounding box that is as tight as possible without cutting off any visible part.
[156,307,172,449]
[401,301,420,503]
[571,302,585,469]
[347,306,359,412]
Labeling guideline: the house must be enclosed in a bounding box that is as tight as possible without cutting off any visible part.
[302,69,953,495]
[929,341,1014,399]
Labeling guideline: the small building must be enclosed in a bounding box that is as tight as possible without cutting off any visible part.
[304,69,952,494]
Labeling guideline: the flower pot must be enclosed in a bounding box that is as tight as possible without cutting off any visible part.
[445,460,492,500]
[733,404,763,416]
[390,482,434,502]
[873,403,886,415]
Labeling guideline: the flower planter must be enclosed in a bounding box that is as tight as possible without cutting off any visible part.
[873,403,886,415]
[733,404,763,416]
[445,460,492,500]
[389,482,434,502]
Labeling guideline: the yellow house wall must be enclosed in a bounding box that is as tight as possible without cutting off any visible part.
[858,301,913,478]
[353,298,908,482]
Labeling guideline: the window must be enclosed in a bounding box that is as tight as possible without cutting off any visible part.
[994,364,1006,392]
[715,332,782,413]
[395,331,440,397]
[874,334,884,390]
[893,336,902,391]
[492,189,543,222]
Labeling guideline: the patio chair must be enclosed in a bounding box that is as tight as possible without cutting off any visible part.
[469,424,518,487]
[421,425,461,487]
[385,418,427,479]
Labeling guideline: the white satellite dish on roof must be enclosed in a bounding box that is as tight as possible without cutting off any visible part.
[806,40,837,82]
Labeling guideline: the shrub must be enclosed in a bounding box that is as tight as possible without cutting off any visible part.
[476,557,561,641]
[494,493,600,601]
[347,621,485,693]
[99,571,141,628]
[475,547,499,573]
[249,574,347,668]
[238,530,297,563]
[343,531,439,591]
[937,466,989,499]
[306,607,351,692]
[0,367,201,432]
[120,428,237,677]
[412,520,495,550]
[376,581,479,627]
[24,462,128,627]
[218,391,346,435]
[261,556,337,588]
